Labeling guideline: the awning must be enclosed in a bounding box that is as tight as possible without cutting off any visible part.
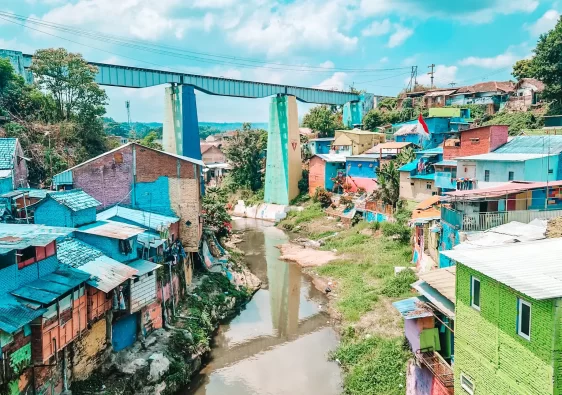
[80,257,139,293]
[128,259,162,277]
[392,296,433,319]
[412,280,455,319]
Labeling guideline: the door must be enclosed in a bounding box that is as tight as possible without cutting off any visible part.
[112,313,139,351]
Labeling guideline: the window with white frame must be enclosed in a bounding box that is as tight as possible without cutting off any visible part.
[460,373,475,394]
[518,298,531,340]
[471,276,481,310]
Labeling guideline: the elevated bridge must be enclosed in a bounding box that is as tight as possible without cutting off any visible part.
[2,49,375,205]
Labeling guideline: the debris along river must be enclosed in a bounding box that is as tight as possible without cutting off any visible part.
[183,218,342,395]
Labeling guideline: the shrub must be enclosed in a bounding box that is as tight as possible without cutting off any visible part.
[381,222,411,243]
[380,268,417,297]
[356,187,366,196]
[298,169,309,194]
[340,195,354,210]
[313,187,333,208]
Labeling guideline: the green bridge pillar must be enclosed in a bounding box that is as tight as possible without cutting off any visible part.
[264,95,302,205]
[163,84,201,160]
[342,100,362,128]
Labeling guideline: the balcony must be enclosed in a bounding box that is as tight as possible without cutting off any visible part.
[416,350,454,388]
[441,206,562,231]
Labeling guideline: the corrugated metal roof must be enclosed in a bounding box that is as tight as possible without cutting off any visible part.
[444,180,562,199]
[0,224,73,251]
[48,189,101,211]
[456,153,552,162]
[97,206,179,232]
[442,238,562,300]
[418,266,456,302]
[399,161,417,172]
[309,137,335,142]
[394,124,418,136]
[345,154,379,162]
[424,89,457,97]
[128,259,161,276]
[434,160,457,167]
[137,232,166,248]
[0,139,17,170]
[314,154,346,163]
[411,173,436,180]
[411,280,455,318]
[0,169,11,179]
[0,293,45,334]
[18,188,50,199]
[11,266,90,305]
[77,220,146,240]
[392,296,433,319]
[53,170,73,186]
[366,142,412,152]
[417,147,443,154]
[454,220,546,250]
[494,136,562,154]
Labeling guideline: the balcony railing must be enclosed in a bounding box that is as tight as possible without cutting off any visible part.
[416,350,454,388]
[442,206,562,231]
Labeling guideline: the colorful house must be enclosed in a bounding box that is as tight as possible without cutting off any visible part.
[443,125,508,160]
[443,239,562,395]
[332,129,385,156]
[446,81,515,113]
[393,118,460,150]
[411,196,442,271]
[439,180,562,267]
[52,142,203,252]
[394,266,456,395]
[456,153,560,187]
[308,154,346,195]
[33,189,101,228]
[0,138,29,194]
[399,148,443,202]
[345,154,378,193]
[308,137,334,155]
[365,141,414,166]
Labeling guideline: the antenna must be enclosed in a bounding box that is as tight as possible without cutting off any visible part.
[126,101,136,141]
[428,64,435,88]
[407,66,418,92]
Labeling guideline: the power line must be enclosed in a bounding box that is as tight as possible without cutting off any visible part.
[0,12,412,74]
[427,64,435,89]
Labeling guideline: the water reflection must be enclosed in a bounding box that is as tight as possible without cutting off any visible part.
[183,218,342,395]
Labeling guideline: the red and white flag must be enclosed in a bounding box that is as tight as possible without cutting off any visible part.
[416,114,429,138]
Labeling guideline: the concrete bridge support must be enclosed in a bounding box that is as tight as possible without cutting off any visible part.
[163,84,202,160]
[264,95,302,205]
[343,100,362,128]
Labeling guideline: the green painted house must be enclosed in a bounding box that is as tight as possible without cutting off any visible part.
[443,239,562,395]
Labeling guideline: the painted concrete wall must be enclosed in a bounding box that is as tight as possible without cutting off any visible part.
[454,264,557,395]
[325,162,345,192]
[202,146,225,164]
[35,200,96,228]
[310,141,332,155]
[308,156,326,195]
[0,254,59,294]
[346,176,378,193]
[71,318,107,381]
[438,221,459,268]
[524,156,559,181]
[457,156,558,184]
[75,233,138,263]
[264,95,302,205]
[399,172,437,201]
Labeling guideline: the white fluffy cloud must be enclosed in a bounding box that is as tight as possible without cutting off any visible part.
[360,0,538,24]
[526,9,560,36]
[227,0,358,57]
[412,65,458,87]
[459,50,519,69]
[362,19,391,37]
[314,72,349,91]
[388,25,413,48]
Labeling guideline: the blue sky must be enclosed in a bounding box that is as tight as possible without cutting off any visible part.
[0,0,559,123]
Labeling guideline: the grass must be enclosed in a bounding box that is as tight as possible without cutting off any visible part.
[279,202,325,230]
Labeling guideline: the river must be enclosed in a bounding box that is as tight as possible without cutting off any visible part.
[183,218,342,395]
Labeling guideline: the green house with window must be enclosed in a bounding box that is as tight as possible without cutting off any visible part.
[443,239,562,395]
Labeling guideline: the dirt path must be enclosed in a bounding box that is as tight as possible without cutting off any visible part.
[277,243,337,267]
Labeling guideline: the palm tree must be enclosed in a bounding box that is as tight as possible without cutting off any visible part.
[396,146,416,166]
[372,161,400,209]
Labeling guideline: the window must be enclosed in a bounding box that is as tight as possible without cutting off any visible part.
[508,171,514,181]
[518,298,531,340]
[471,276,481,310]
[484,170,490,182]
[549,168,554,174]
[460,373,475,395]
[17,246,36,269]
[426,183,432,190]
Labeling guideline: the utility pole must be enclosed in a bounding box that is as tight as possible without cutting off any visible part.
[126,100,136,141]
[449,82,456,88]
[407,66,418,92]
[428,64,435,89]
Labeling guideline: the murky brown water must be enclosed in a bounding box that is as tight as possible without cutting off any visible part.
[183,218,342,395]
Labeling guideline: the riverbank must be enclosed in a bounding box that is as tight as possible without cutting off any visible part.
[72,253,261,395]
[278,203,415,394]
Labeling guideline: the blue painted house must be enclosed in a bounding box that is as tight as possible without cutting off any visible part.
[393,117,458,150]
[0,138,29,194]
[309,154,346,195]
[34,189,101,228]
[345,155,379,193]
[309,137,334,155]
[399,148,444,201]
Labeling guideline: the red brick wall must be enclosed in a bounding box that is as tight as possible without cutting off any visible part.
[309,156,326,195]
[489,125,509,151]
[72,145,134,209]
[445,125,508,160]
[135,146,196,183]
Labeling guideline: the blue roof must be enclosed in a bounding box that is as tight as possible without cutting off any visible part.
[11,266,90,305]
[57,238,104,267]
[128,259,161,277]
[0,224,73,251]
[392,296,433,319]
[399,161,417,172]
[0,293,45,334]
[494,136,562,154]
[0,138,17,170]
[434,160,457,167]
[48,189,101,211]
[411,173,436,180]
[417,147,443,154]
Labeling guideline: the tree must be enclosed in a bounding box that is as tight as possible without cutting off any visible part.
[372,161,400,209]
[202,187,232,240]
[223,123,267,192]
[396,146,416,166]
[140,131,163,150]
[362,110,384,131]
[302,105,343,137]
[484,111,542,135]
[530,17,562,107]
[512,58,535,80]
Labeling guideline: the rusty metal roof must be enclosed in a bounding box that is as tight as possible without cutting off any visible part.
[0,224,73,252]
[77,220,146,240]
[419,266,456,303]
[97,206,179,232]
[0,293,45,334]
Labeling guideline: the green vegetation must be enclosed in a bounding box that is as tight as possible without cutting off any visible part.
[484,111,543,135]
[279,202,325,231]
[370,161,400,209]
[202,187,232,239]
[333,335,410,395]
[139,130,163,150]
[302,105,344,137]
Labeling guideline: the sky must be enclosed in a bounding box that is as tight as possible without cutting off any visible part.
[0,0,560,124]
